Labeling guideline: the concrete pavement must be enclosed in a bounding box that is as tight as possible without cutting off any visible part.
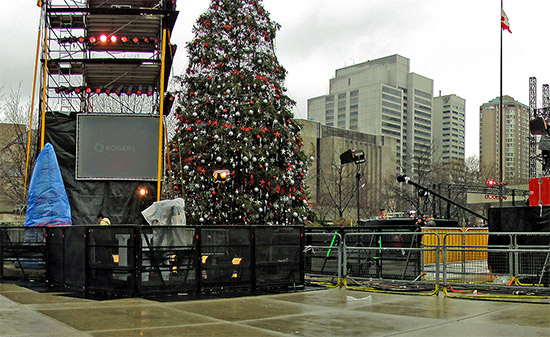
[0,283,548,336]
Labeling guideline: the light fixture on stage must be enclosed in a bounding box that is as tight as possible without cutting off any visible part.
[133,36,140,43]
[126,86,134,96]
[37,0,43,7]
[138,187,149,197]
[121,36,128,43]
[340,149,365,165]
[136,86,143,96]
[85,87,92,94]
[104,87,111,95]
[147,86,154,96]
[114,86,123,96]
[213,169,230,183]
[99,34,108,43]
[95,88,102,94]
[78,36,85,43]
[74,87,82,94]
[110,35,118,43]
[89,36,97,43]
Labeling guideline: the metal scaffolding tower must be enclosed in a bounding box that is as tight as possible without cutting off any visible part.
[34,0,178,224]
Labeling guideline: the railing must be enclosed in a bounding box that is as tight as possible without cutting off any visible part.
[304,228,550,297]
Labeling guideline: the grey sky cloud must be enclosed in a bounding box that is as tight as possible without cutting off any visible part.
[2,0,550,159]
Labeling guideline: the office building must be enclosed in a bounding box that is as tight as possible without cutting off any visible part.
[432,94,466,164]
[300,119,397,221]
[307,55,433,177]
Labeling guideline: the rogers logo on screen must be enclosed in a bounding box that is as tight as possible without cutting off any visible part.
[94,143,136,153]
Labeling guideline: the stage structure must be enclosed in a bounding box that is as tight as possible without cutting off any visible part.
[35,0,178,224]
[528,77,550,178]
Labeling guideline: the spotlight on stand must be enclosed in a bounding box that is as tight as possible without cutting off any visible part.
[340,149,365,223]
[340,149,365,165]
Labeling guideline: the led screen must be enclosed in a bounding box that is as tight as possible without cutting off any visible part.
[76,114,160,180]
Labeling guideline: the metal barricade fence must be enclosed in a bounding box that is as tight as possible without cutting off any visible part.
[343,232,440,295]
[442,232,550,297]
[304,232,342,286]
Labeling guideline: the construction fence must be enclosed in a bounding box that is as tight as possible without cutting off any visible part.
[304,228,550,298]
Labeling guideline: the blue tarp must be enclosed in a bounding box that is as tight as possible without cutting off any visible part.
[24,143,72,227]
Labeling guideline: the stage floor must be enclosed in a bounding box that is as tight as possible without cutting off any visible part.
[0,283,548,336]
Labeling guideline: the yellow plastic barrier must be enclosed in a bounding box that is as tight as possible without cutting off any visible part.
[421,228,488,265]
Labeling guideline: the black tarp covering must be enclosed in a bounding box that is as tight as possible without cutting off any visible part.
[45,112,156,225]
[489,206,550,237]
[488,206,550,277]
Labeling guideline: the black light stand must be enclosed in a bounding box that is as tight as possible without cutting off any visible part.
[341,149,365,224]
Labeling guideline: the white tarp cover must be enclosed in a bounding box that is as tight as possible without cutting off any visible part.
[141,198,186,226]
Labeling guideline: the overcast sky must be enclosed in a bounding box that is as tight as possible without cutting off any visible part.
[2,0,550,158]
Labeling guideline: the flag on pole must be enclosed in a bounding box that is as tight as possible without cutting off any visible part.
[501,8,512,33]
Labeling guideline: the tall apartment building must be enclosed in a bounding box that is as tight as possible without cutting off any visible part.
[300,119,397,220]
[432,94,466,164]
[307,55,434,177]
[479,96,529,184]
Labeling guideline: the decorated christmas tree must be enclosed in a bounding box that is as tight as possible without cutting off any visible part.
[168,0,311,225]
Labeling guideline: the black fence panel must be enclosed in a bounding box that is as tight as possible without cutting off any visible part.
[138,226,198,296]
[255,226,304,289]
[86,226,137,297]
[63,226,86,291]
[0,227,47,281]
[46,227,64,286]
[199,227,253,292]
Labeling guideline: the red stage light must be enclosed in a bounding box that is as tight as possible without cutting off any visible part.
[133,37,139,43]
[95,88,102,94]
[110,35,117,43]
[136,89,143,95]
[89,36,97,43]
[55,87,61,93]
[144,37,149,43]
[78,37,85,43]
[74,87,82,93]
[104,88,111,95]
[126,89,133,96]
[85,87,92,93]
[147,86,153,96]
[99,34,108,43]
[121,36,128,43]
[138,187,149,197]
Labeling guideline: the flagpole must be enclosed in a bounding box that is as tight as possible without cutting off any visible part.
[499,0,504,207]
